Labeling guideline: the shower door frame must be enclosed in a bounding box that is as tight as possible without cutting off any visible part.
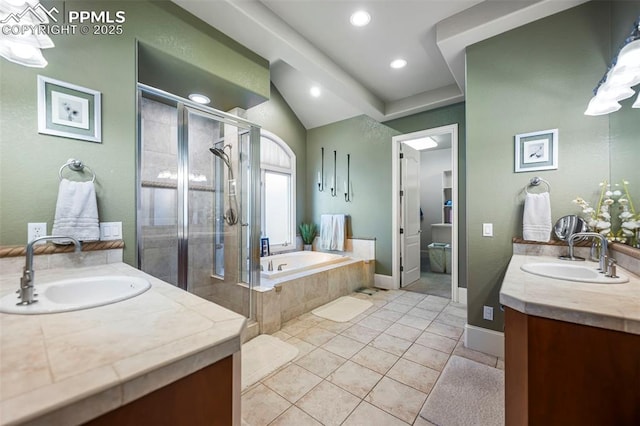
[136,84,261,317]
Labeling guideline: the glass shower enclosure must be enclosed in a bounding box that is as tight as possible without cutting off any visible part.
[136,85,260,319]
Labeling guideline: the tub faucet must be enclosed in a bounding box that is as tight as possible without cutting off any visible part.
[563,232,608,272]
[277,263,287,271]
[268,260,273,271]
[19,236,81,305]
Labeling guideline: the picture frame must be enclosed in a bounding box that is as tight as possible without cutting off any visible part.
[514,128,558,172]
[37,75,102,143]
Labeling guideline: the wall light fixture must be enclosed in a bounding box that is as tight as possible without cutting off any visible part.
[585,17,640,115]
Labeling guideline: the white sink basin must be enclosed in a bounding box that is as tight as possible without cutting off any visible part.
[0,276,151,315]
[521,262,629,284]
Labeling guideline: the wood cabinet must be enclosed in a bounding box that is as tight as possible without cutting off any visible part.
[504,307,640,425]
[85,355,237,426]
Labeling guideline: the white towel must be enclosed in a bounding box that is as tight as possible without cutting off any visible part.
[51,179,100,241]
[319,214,346,251]
[523,192,551,242]
[331,214,346,251]
[319,214,333,250]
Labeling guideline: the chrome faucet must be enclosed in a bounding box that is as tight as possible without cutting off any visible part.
[563,232,608,272]
[19,236,82,305]
[277,263,287,271]
[268,260,273,272]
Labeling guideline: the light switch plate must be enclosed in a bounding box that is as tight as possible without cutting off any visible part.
[483,305,494,321]
[100,222,122,241]
[482,223,493,237]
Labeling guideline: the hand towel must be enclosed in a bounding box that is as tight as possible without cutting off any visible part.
[523,192,551,242]
[331,214,346,251]
[51,179,100,241]
[319,214,333,250]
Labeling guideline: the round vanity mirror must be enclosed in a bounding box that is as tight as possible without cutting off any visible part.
[554,215,588,241]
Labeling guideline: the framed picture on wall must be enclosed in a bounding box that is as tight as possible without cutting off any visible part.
[37,75,102,143]
[514,128,558,172]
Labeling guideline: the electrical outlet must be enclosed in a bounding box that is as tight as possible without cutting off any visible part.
[483,305,494,321]
[28,222,47,245]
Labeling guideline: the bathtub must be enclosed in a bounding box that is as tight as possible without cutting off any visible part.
[254,250,373,334]
[260,251,349,279]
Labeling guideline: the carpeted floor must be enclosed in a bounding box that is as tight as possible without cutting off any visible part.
[420,355,505,426]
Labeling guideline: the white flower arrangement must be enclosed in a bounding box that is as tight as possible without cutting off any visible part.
[573,180,639,245]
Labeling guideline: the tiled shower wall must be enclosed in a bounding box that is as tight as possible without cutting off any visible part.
[139,97,250,317]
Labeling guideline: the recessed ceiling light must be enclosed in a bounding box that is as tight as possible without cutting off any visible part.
[390,59,407,69]
[310,86,321,98]
[189,93,211,104]
[403,137,438,151]
[350,10,371,27]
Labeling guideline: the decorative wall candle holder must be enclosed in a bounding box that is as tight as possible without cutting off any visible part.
[344,153,351,202]
[330,150,337,197]
[318,147,324,192]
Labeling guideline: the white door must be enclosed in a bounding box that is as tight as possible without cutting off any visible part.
[401,144,421,286]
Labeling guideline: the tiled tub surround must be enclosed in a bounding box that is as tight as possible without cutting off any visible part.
[255,258,374,335]
[253,239,377,335]
[501,254,640,334]
[0,259,246,425]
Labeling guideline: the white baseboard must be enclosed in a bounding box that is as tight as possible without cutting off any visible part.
[464,324,504,358]
[374,274,394,290]
[456,287,467,305]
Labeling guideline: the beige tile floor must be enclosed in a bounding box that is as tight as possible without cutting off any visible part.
[242,289,504,425]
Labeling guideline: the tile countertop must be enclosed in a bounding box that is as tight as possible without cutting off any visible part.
[0,263,246,426]
[500,255,640,335]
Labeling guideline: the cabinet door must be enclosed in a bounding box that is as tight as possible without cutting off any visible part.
[505,308,640,425]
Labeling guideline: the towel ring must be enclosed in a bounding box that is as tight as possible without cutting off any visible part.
[525,177,550,194]
[59,159,96,183]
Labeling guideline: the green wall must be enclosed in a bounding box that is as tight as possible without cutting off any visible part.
[306,105,467,278]
[306,116,401,275]
[384,103,467,288]
[247,84,308,225]
[465,1,634,332]
[0,1,269,265]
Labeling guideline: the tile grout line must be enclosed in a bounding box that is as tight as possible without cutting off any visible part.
[243,291,494,425]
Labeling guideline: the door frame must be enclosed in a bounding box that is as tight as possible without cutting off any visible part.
[391,124,461,303]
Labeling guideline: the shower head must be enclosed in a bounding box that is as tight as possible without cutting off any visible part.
[209,147,229,164]
[209,147,234,179]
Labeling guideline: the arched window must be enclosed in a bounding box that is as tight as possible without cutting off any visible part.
[260,130,296,250]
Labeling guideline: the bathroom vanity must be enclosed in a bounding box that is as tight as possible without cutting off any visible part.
[500,254,640,425]
[0,261,245,425]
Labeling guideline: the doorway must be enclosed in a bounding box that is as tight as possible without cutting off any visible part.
[391,124,463,303]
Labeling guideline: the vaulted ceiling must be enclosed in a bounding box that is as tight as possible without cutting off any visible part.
[173,0,589,129]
